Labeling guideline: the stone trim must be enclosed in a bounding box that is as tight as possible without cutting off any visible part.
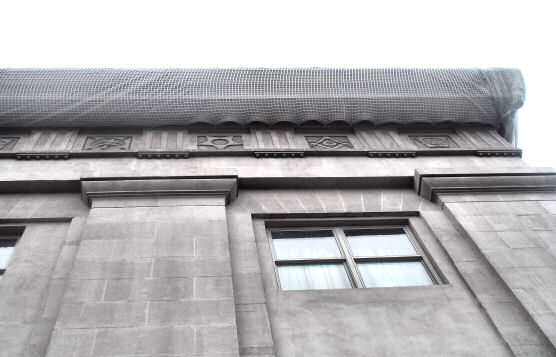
[415,168,556,202]
[254,151,305,158]
[81,176,238,207]
[7,168,556,201]
[368,151,417,158]
[476,150,522,157]
[137,151,190,159]
[3,148,522,160]
[15,152,71,160]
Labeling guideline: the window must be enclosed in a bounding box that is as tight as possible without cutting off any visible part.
[0,235,18,279]
[268,226,439,290]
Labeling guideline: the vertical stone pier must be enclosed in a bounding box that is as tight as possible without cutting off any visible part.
[46,177,239,356]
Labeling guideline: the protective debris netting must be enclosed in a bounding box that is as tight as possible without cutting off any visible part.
[0,67,524,135]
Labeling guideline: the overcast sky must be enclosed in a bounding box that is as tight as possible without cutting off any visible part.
[1,0,554,167]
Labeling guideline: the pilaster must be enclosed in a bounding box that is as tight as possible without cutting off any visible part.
[47,176,240,356]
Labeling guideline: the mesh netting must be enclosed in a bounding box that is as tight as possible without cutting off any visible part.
[0,68,524,133]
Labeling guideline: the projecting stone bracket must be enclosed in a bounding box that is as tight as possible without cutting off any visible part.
[81,176,238,207]
[476,149,522,157]
[415,168,556,202]
[137,151,190,159]
[15,152,70,160]
[254,151,305,158]
[368,151,417,158]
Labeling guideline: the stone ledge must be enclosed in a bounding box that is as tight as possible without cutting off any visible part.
[81,177,238,207]
[415,168,556,202]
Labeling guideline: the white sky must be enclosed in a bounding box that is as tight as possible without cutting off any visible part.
[1,0,554,167]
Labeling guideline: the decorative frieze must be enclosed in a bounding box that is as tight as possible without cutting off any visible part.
[456,129,514,149]
[197,135,244,150]
[144,130,188,151]
[251,130,296,150]
[0,128,520,159]
[0,137,19,151]
[374,131,403,150]
[26,130,78,151]
[305,136,353,150]
[83,136,133,151]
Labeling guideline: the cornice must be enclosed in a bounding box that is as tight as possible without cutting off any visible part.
[2,169,555,202]
[415,168,556,202]
[80,176,238,207]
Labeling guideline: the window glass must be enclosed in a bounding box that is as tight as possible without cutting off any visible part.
[269,225,439,290]
[357,261,433,287]
[345,230,416,256]
[272,230,341,259]
[0,240,16,269]
[277,263,352,290]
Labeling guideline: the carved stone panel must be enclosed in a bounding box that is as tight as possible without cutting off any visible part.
[0,137,19,151]
[83,136,133,151]
[197,135,244,150]
[410,135,458,149]
[305,136,354,150]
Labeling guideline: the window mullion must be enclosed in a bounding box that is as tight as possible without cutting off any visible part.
[267,229,283,290]
[403,226,442,284]
[334,227,365,288]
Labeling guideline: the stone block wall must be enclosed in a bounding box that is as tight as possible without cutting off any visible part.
[46,197,239,356]
[439,192,556,355]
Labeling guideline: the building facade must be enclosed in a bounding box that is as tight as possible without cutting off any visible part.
[0,68,555,356]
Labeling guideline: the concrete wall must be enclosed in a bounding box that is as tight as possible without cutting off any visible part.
[228,188,556,356]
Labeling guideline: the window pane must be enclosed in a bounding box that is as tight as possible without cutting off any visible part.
[345,230,416,256]
[0,246,15,269]
[272,230,341,259]
[277,263,352,290]
[358,261,433,287]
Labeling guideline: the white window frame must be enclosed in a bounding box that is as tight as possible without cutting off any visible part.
[267,225,441,290]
